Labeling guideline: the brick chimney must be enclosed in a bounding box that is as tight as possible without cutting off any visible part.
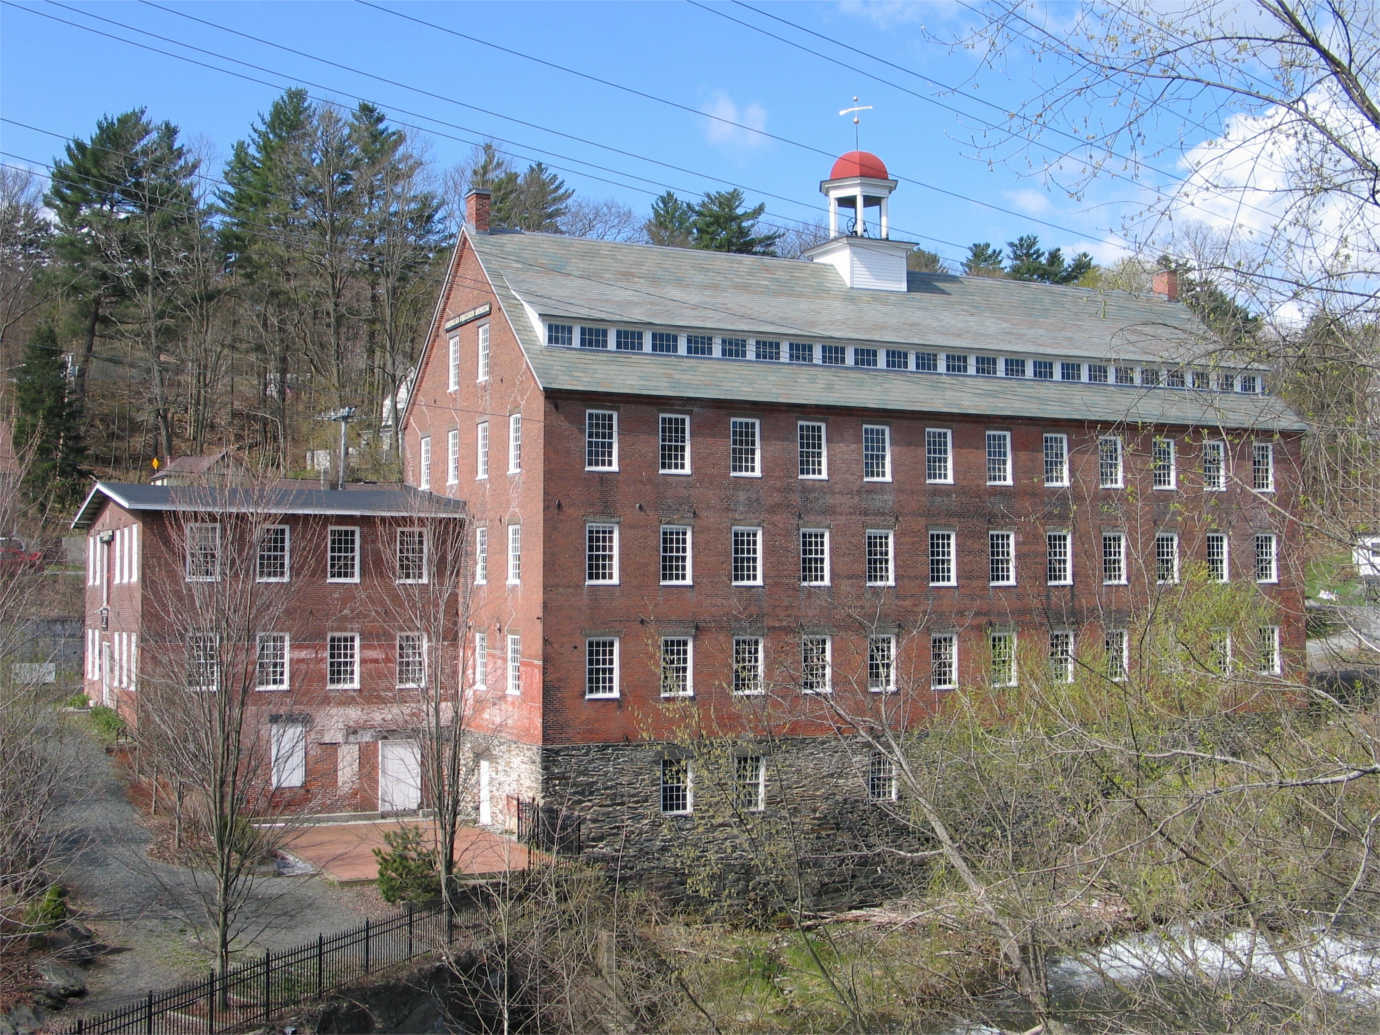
[1152,268,1180,302]
[465,188,491,233]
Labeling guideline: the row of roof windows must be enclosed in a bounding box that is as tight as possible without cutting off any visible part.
[544,322,1267,396]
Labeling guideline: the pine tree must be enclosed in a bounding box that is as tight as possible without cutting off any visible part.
[963,242,1005,276]
[1005,234,1046,280]
[689,189,781,255]
[645,191,694,247]
[907,248,946,274]
[510,162,573,232]
[13,323,85,508]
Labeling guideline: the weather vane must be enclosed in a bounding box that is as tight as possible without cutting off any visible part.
[838,96,873,152]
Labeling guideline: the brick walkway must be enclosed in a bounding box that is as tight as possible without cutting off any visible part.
[282,818,538,882]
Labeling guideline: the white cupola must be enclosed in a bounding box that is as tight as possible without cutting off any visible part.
[803,150,914,292]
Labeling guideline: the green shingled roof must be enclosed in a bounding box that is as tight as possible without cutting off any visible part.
[467,230,1304,432]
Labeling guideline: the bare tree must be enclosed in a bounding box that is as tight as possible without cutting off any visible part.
[0,166,52,384]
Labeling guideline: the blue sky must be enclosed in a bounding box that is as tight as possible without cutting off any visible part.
[1,1,1227,271]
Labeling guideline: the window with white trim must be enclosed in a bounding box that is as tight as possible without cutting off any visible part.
[1152,437,1176,489]
[930,530,956,586]
[799,529,829,585]
[686,333,712,356]
[798,421,826,479]
[1106,629,1128,681]
[736,755,765,811]
[917,351,939,372]
[507,634,522,695]
[270,720,306,789]
[868,635,895,692]
[256,633,288,690]
[508,414,522,473]
[1210,630,1232,674]
[476,422,488,480]
[1203,440,1226,491]
[854,346,877,366]
[327,527,360,583]
[473,631,487,689]
[946,353,968,374]
[989,530,1015,586]
[660,525,691,585]
[886,349,909,370]
[975,355,998,376]
[1004,357,1026,377]
[925,428,952,483]
[1098,436,1123,488]
[447,335,459,391]
[789,341,813,364]
[800,635,831,693]
[733,636,763,695]
[585,637,619,698]
[476,324,490,381]
[863,424,892,481]
[1046,531,1072,585]
[659,414,690,474]
[990,631,1016,688]
[1258,625,1281,675]
[1034,360,1054,380]
[1115,365,1136,385]
[931,633,957,690]
[257,526,289,583]
[661,758,691,814]
[445,428,459,485]
[186,523,221,582]
[1043,434,1068,486]
[1254,533,1278,583]
[1154,533,1179,584]
[397,632,425,688]
[660,636,693,697]
[868,752,897,802]
[755,338,780,361]
[1206,532,1228,582]
[1102,532,1126,584]
[1061,361,1082,382]
[821,343,845,365]
[1048,629,1074,683]
[1089,363,1109,383]
[474,526,487,585]
[585,410,618,471]
[396,528,427,584]
[730,418,760,476]
[546,322,572,347]
[732,527,762,585]
[721,336,747,358]
[419,436,431,491]
[585,523,618,585]
[507,524,521,585]
[1252,442,1275,492]
[616,328,644,351]
[866,529,893,586]
[986,430,1011,485]
[327,633,359,689]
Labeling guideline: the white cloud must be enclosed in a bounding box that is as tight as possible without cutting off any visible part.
[1002,188,1052,216]
[701,91,769,150]
[835,0,961,30]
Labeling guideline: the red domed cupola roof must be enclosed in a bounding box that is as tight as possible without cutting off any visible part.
[830,150,888,180]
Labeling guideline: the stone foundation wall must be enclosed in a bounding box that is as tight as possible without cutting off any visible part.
[461,732,541,833]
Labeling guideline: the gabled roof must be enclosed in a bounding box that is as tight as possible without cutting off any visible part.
[72,481,467,530]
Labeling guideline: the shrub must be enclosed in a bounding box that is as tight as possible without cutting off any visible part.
[374,826,439,904]
[60,691,89,709]
[23,884,68,931]
[88,704,125,743]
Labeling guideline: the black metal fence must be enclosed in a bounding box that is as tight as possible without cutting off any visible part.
[515,799,582,856]
[59,902,458,1035]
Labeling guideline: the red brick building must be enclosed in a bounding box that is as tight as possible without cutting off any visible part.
[401,153,1305,883]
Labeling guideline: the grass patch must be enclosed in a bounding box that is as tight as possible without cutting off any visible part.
[1306,550,1371,605]
[86,704,126,744]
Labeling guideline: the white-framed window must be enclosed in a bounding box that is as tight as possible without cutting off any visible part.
[616,328,644,352]
[270,719,306,789]
[1203,440,1226,491]
[736,755,765,811]
[661,757,691,814]
[1258,625,1281,675]
[476,422,491,482]
[1210,630,1233,675]
[929,530,956,586]
[397,632,426,688]
[732,636,764,695]
[447,428,460,485]
[990,630,1016,688]
[507,523,522,585]
[1252,442,1275,492]
[473,631,487,690]
[447,335,459,392]
[257,525,289,583]
[868,752,897,802]
[1106,628,1129,682]
[474,526,487,585]
[800,635,831,693]
[256,633,288,690]
[476,323,490,382]
[508,414,522,473]
[660,636,693,697]
[659,414,690,474]
[660,525,692,585]
[396,528,428,584]
[989,530,1016,586]
[1098,436,1123,489]
[868,634,896,692]
[586,410,618,471]
[798,421,827,479]
[1048,629,1075,683]
[1043,433,1069,487]
[1046,530,1072,585]
[1255,533,1278,583]
[986,430,1012,485]
[1152,437,1176,489]
[327,526,360,583]
[585,523,619,585]
[186,522,221,582]
[1206,532,1229,582]
[864,424,893,481]
[1102,531,1126,585]
[730,417,760,476]
[507,634,522,695]
[419,435,432,491]
[799,528,830,586]
[925,427,952,484]
[866,529,894,586]
[1154,533,1179,584]
[585,637,619,698]
[931,633,957,690]
[327,633,359,689]
[732,526,762,585]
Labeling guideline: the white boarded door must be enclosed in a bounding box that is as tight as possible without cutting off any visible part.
[379,739,421,812]
[478,759,492,826]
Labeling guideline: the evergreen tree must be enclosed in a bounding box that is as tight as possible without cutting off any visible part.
[510,162,573,232]
[907,247,947,274]
[688,189,781,255]
[963,242,1005,276]
[645,190,694,247]
[1003,235,1097,284]
[1155,255,1260,346]
[13,323,85,507]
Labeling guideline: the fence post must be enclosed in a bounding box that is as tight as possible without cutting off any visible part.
[408,901,414,958]
[207,969,215,1033]
[145,990,153,1035]
[263,948,272,1023]
[446,899,454,944]
[363,917,370,974]
[317,933,324,999]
